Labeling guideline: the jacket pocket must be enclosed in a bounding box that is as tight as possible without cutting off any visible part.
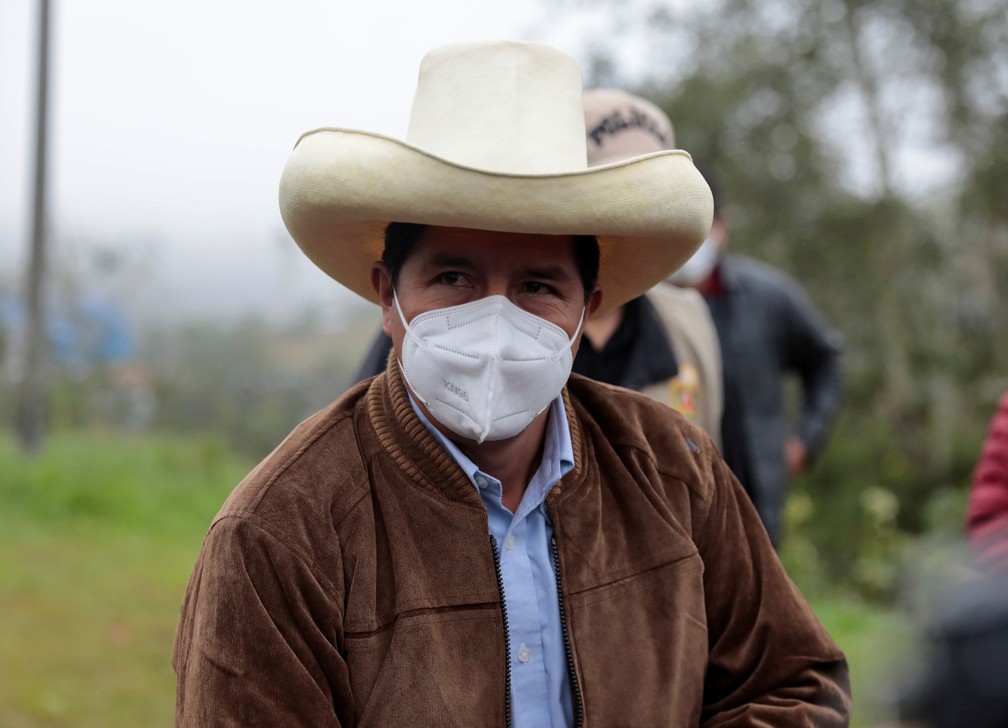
[567,553,707,727]
[345,606,505,728]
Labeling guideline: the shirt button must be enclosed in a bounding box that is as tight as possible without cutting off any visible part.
[504,533,516,551]
[517,644,532,663]
[475,475,488,488]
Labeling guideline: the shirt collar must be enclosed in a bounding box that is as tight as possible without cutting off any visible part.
[407,392,575,500]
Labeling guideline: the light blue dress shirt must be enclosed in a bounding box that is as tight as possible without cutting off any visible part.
[409,394,575,728]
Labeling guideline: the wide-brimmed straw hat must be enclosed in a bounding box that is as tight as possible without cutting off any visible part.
[279,41,713,314]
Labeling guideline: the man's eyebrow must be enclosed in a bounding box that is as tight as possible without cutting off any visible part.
[423,252,477,269]
[521,265,575,281]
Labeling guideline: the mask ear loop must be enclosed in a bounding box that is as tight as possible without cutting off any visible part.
[392,290,433,412]
[569,306,587,345]
[547,306,586,363]
[393,289,425,349]
[533,305,586,417]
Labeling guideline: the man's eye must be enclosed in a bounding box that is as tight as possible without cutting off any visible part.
[523,281,552,294]
[437,272,463,285]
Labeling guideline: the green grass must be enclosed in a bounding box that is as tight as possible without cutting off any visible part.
[0,432,249,728]
[812,596,920,726]
[0,430,918,727]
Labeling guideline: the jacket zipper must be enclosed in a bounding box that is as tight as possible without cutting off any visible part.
[552,535,584,728]
[490,535,513,728]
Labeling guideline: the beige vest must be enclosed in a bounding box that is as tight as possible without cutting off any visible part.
[639,283,723,448]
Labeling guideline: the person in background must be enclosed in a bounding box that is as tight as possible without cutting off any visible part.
[670,170,844,546]
[356,88,724,445]
[173,41,850,726]
[885,394,1008,727]
[577,88,722,444]
[967,390,1008,570]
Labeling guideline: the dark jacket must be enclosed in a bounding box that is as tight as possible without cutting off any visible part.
[173,361,850,727]
[706,254,843,544]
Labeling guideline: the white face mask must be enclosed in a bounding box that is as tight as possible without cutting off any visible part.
[395,293,584,444]
[668,233,721,286]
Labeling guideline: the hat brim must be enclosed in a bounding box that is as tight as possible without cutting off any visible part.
[279,128,713,314]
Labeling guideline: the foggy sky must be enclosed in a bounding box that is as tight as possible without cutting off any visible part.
[1,0,617,324]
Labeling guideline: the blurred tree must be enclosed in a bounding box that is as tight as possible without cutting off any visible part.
[554,0,1008,592]
[141,317,373,460]
[17,0,53,455]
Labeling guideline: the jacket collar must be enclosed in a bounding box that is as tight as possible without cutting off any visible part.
[366,357,587,506]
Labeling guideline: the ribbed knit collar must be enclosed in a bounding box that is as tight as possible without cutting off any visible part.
[365,358,585,506]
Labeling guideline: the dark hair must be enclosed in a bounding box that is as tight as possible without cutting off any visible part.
[572,235,601,300]
[382,222,427,288]
[382,222,600,301]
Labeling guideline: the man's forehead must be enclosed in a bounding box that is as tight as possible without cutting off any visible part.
[415,249,576,281]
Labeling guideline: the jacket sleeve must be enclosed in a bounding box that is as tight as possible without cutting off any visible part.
[967,392,1008,569]
[695,453,851,726]
[173,516,351,727]
[780,280,844,458]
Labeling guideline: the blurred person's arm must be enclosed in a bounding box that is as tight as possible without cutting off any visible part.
[784,435,807,477]
[967,391,1008,569]
[781,280,844,470]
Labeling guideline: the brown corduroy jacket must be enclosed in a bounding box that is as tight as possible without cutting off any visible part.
[173,364,851,727]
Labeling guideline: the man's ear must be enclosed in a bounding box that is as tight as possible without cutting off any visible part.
[586,286,603,319]
[371,262,396,336]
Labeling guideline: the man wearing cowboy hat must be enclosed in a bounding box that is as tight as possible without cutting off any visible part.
[351,88,724,447]
[173,41,850,727]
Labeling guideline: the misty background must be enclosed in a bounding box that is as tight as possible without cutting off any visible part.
[1,0,632,324]
[4,0,1008,589]
[2,0,1008,725]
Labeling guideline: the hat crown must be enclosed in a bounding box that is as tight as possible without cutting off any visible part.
[583,88,676,167]
[406,42,588,174]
